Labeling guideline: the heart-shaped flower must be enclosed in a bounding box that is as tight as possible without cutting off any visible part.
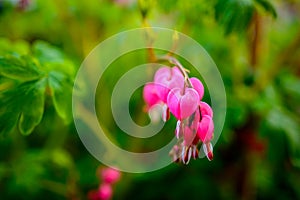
[167,87,199,120]
[154,66,184,103]
[199,101,213,118]
[143,83,161,110]
[190,77,204,101]
[197,115,214,143]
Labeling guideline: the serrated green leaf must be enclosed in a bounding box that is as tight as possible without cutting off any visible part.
[48,71,73,123]
[0,55,42,81]
[32,41,65,65]
[0,79,47,136]
[18,79,47,135]
[32,41,76,76]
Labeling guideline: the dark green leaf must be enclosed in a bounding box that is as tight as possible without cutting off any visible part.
[215,0,255,35]
[267,108,300,151]
[0,79,47,136]
[32,41,65,65]
[32,41,76,76]
[255,0,277,18]
[18,79,47,135]
[0,55,42,81]
[48,71,73,123]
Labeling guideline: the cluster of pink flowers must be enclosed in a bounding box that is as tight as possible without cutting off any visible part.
[143,66,214,164]
[88,167,121,200]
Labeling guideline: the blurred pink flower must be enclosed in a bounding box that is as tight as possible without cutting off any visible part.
[88,167,121,200]
[99,167,121,184]
[98,184,113,200]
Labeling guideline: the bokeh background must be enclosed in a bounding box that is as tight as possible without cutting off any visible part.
[0,0,300,199]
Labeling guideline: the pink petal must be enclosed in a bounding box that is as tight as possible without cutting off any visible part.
[154,83,170,103]
[167,88,182,119]
[190,77,204,100]
[183,126,195,146]
[179,88,199,119]
[182,109,200,145]
[154,66,171,81]
[154,67,184,103]
[197,115,214,143]
[143,83,161,109]
[199,101,213,118]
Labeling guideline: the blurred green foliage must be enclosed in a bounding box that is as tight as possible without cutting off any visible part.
[0,0,300,199]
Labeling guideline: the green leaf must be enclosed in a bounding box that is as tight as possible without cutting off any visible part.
[48,71,73,123]
[18,79,47,135]
[0,111,19,137]
[0,37,30,55]
[32,41,75,76]
[32,41,65,65]
[215,0,255,35]
[254,0,277,18]
[280,74,300,97]
[0,55,42,81]
[215,0,276,34]
[0,79,47,136]
[266,108,300,153]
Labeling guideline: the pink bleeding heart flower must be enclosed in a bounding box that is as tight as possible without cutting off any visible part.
[143,82,170,121]
[98,184,113,200]
[197,115,214,143]
[99,167,121,184]
[178,109,200,143]
[199,101,213,118]
[197,115,214,161]
[154,66,184,103]
[190,77,204,101]
[143,83,161,110]
[167,87,199,120]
